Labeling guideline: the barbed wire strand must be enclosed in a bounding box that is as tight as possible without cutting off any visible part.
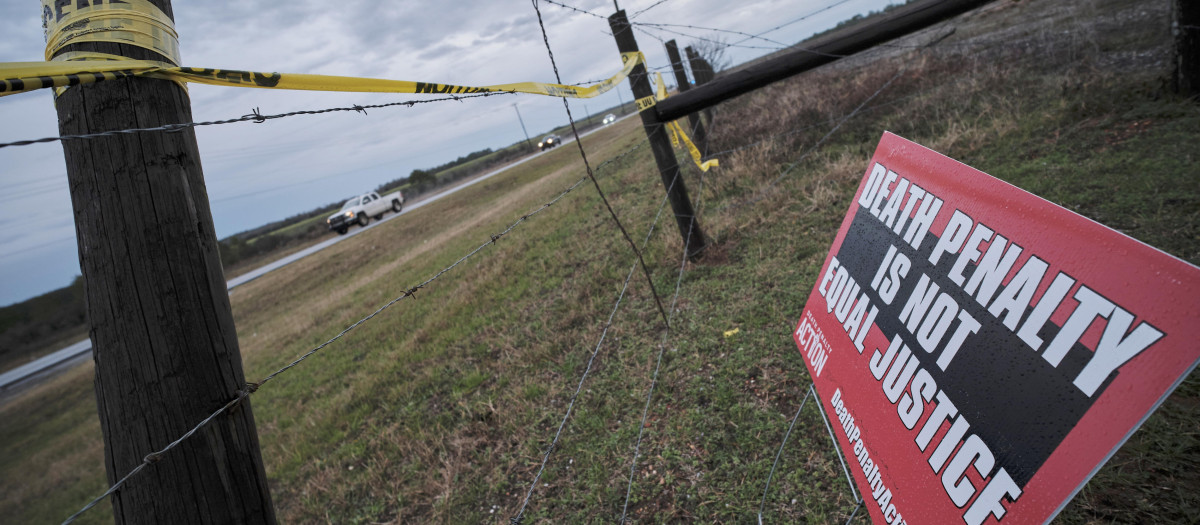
[629,0,672,20]
[726,0,854,49]
[61,132,651,525]
[0,91,511,150]
[542,0,607,19]
[511,171,678,524]
[531,0,671,328]
[632,20,791,48]
[756,385,814,524]
[618,120,707,523]
[636,24,790,52]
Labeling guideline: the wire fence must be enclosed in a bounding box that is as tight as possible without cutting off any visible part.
[0,91,512,150]
[61,121,653,525]
[6,0,1054,522]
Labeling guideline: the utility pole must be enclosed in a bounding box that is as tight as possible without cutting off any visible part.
[50,1,276,523]
[513,103,534,151]
[665,39,708,154]
[609,10,706,259]
[617,88,626,114]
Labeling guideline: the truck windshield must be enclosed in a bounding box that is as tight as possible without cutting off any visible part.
[340,199,357,210]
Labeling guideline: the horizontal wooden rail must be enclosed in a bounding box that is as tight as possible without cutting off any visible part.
[654,0,996,122]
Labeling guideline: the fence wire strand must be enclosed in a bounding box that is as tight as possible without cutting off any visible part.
[542,0,607,19]
[61,127,651,525]
[532,0,671,328]
[619,121,707,523]
[630,0,672,20]
[0,91,511,150]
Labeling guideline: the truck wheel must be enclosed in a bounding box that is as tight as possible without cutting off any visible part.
[392,200,402,213]
[336,227,348,235]
[358,213,370,227]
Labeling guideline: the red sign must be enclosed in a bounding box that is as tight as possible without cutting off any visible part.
[794,132,1200,524]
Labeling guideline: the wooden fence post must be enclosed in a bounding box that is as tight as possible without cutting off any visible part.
[684,46,716,122]
[1177,0,1199,96]
[665,39,708,154]
[50,1,276,522]
[609,10,706,259]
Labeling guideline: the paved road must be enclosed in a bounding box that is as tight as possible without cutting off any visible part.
[0,115,635,397]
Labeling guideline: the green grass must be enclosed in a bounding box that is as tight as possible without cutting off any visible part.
[1,0,1196,523]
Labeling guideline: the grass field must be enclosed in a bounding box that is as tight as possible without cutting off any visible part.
[2,0,1196,523]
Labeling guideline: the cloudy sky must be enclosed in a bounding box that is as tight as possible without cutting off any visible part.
[0,0,902,306]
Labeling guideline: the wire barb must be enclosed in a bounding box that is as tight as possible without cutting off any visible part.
[0,91,511,150]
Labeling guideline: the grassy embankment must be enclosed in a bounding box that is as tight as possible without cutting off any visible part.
[2,0,1196,522]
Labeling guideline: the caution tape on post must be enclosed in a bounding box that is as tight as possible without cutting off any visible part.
[647,72,718,172]
[0,51,645,100]
[4,0,646,100]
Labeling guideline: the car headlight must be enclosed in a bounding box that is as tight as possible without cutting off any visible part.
[344,211,354,218]
[538,142,543,147]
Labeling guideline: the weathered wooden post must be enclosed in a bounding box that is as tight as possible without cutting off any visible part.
[609,10,706,258]
[665,39,708,154]
[48,0,276,522]
[684,46,716,122]
[1176,0,1199,96]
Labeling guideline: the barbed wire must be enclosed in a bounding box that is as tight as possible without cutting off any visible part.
[541,0,607,19]
[725,0,854,49]
[634,23,790,52]
[619,120,708,523]
[634,25,667,45]
[0,91,512,150]
[531,0,671,327]
[511,4,681,521]
[62,127,652,525]
[631,20,791,48]
[629,0,672,20]
[512,111,702,525]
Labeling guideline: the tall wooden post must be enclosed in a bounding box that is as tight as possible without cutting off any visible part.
[1176,0,1199,96]
[609,10,706,259]
[51,1,276,523]
[664,39,708,154]
[684,46,716,122]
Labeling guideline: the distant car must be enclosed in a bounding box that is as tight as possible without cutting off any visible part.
[538,134,562,151]
[602,113,616,125]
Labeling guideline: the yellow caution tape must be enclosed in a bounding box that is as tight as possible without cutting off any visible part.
[650,72,719,172]
[23,0,644,101]
[42,0,181,65]
[0,50,645,99]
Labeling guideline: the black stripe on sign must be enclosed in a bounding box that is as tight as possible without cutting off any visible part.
[67,74,81,86]
[9,78,24,91]
[38,76,54,88]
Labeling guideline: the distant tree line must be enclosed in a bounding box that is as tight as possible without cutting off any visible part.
[0,276,87,370]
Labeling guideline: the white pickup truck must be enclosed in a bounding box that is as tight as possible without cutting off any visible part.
[327,190,405,235]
